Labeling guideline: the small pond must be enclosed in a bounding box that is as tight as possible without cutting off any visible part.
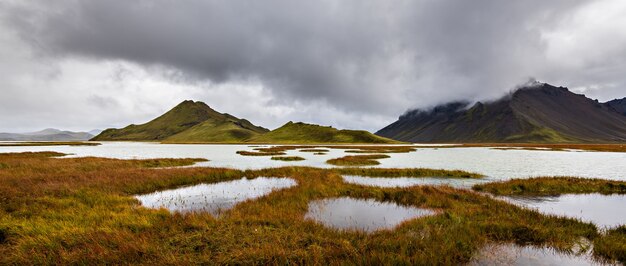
[304,197,436,232]
[502,194,626,229]
[468,243,611,266]
[469,243,612,266]
[135,177,297,215]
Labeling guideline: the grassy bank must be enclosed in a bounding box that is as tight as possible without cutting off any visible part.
[0,152,617,264]
[594,226,626,262]
[271,156,306,161]
[472,176,626,263]
[472,177,626,196]
[326,154,390,166]
[236,150,286,156]
[458,143,626,153]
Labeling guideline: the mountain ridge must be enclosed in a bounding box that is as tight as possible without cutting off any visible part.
[0,129,94,141]
[376,83,626,143]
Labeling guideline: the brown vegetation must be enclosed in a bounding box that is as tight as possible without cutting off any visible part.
[0,152,621,264]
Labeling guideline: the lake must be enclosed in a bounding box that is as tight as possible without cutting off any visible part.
[1,142,625,181]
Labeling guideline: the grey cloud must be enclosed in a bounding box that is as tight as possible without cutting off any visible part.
[0,0,625,132]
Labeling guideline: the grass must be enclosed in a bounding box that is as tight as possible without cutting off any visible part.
[472,176,626,262]
[458,143,626,153]
[271,156,306,161]
[0,142,100,147]
[336,167,483,178]
[0,152,621,264]
[236,151,287,156]
[298,149,330,153]
[472,177,626,196]
[326,154,391,166]
[594,226,626,262]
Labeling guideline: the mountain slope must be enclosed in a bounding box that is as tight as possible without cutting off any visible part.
[376,83,626,143]
[92,100,268,142]
[0,128,93,141]
[164,116,268,143]
[606,98,626,116]
[249,122,401,144]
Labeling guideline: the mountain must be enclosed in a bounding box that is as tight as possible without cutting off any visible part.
[88,129,103,136]
[0,128,94,141]
[606,98,626,116]
[376,83,626,143]
[91,100,268,142]
[248,122,400,144]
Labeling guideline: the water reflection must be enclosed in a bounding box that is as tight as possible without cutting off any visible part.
[342,175,488,189]
[305,197,436,232]
[503,194,626,228]
[469,243,611,266]
[1,142,626,180]
[135,177,297,215]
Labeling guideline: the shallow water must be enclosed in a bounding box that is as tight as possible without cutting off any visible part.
[342,175,489,188]
[1,142,626,180]
[135,177,296,215]
[304,197,436,232]
[469,243,611,266]
[502,194,626,229]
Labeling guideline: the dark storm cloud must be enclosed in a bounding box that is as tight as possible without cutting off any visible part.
[1,0,625,132]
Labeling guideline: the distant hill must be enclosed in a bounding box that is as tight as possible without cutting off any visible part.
[0,128,94,141]
[92,100,269,142]
[606,98,626,116]
[376,83,626,143]
[248,122,400,144]
[88,129,103,136]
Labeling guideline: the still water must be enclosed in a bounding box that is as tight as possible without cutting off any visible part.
[304,197,436,232]
[469,243,611,266]
[135,177,296,215]
[1,142,625,180]
[342,175,489,188]
[502,194,626,229]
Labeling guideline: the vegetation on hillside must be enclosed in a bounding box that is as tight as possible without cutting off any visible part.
[248,122,401,144]
[1,152,621,264]
[92,100,268,142]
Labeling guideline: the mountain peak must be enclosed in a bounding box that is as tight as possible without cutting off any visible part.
[377,83,626,143]
[92,100,267,142]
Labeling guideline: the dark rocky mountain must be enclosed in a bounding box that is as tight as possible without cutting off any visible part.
[376,83,626,143]
[606,98,626,116]
[0,128,94,141]
[92,100,269,142]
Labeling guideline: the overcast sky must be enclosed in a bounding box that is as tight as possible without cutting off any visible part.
[1,0,625,133]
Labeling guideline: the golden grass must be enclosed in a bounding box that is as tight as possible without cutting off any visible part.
[326,154,391,166]
[0,152,619,264]
[236,151,286,156]
[458,143,626,152]
[472,177,626,196]
[271,156,306,161]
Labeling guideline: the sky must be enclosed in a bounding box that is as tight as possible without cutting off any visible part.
[1,0,626,133]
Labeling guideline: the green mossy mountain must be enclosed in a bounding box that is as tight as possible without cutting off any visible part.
[92,101,395,144]
[248,122,400,144]
[377,83,626,143]
[92,100,268,142]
